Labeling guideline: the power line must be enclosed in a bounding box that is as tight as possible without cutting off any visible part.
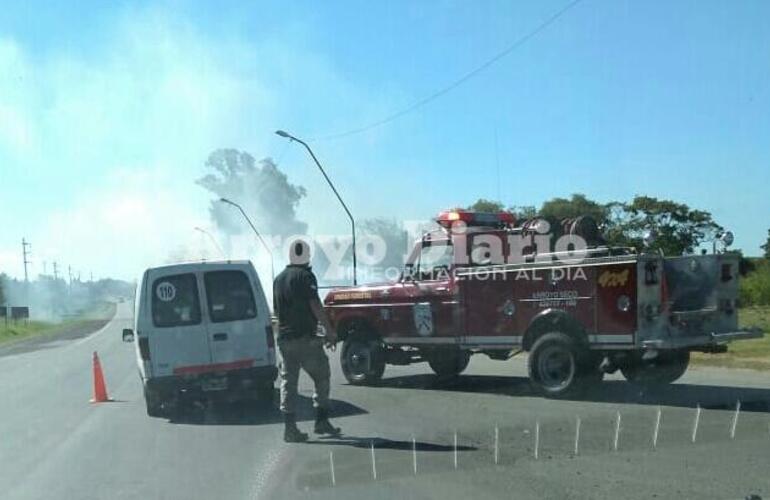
[313,0,584,141]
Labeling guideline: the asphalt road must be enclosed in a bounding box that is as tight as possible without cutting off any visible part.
[1,301,769,500]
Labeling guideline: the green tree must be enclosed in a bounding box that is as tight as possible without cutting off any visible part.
[609,196,722,255]
[0,273,5,306]
[539,193,609,223]
[508,205,537,220]
[467,199,505,213]
[740,260,770,306]
[468,199,536,220]
[359,218,409,271]
[761,229,770,259]
[196,150,307,238]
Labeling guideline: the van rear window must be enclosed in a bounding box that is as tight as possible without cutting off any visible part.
[151,273,202,327]
[204,270,257,323]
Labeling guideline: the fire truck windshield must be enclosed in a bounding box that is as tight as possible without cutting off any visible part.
[411,241,453,281]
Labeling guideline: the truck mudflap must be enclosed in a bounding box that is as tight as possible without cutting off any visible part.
[641,328,763,349]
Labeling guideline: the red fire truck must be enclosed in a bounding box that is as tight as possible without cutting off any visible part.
[323,209,763,397]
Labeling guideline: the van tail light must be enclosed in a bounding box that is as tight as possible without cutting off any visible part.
[138,337,151,361]
[265,324,275,349]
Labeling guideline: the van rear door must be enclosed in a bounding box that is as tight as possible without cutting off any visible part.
[202,267,268,369]
[147,271,211,377]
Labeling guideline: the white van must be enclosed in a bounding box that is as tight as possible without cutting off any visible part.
[122,260,276,417]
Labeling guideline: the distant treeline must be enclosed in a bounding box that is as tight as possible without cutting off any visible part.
[741,259,770,307]
[0,274,133,321]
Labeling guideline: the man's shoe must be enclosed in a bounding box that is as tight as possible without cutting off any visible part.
[314,408,341,435]
[283,413,308,443]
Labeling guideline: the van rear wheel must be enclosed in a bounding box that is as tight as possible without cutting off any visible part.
[144,385,169,418]
[341,337,385,385]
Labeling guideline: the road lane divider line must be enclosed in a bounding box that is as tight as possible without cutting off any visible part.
[69,313,120,349]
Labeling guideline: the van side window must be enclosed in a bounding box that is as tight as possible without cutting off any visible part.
[151,274,201,327]
[204,270,257,323]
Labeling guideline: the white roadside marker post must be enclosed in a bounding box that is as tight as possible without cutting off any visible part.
[453,431,458,469]
[653,407,662,450]
[534,421,540,460]
[494,425,499,465]
[370,441,377,480]
[691,405,701,443]
[412,435,417,475]
[574,417,581,456]
[329,452,336,487]
[613,411,622,452]
[730,400,741,439]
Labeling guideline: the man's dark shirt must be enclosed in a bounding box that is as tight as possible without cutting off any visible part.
[273,264,319,339]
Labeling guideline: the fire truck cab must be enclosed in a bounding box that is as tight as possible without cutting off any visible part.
[323,210,763,398]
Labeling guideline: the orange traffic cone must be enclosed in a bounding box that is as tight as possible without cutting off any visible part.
[90,351,112,403]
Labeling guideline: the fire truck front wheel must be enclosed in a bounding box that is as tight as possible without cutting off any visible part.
[528,332,592,398]
[341,337,386,385]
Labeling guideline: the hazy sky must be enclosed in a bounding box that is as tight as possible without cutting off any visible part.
[1,0,768,281]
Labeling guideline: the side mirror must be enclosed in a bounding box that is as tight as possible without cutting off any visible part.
[122,328,135,343]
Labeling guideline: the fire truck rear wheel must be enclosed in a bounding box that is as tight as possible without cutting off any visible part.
[528,332,592,398]
[426,349,471,378]
[620,350,690,386]
[341,337,386,386]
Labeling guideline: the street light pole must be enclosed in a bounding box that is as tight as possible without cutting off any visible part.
[275,130,357,286]
[194,226,227,259]
[219,198,275,283]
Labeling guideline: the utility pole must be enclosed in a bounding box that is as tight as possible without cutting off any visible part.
[53,262,59,281]
[22,238,31,283]
[275,130,358,285]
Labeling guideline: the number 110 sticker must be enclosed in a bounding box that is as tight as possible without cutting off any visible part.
[156,281,176,302]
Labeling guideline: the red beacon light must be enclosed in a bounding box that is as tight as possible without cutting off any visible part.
[436,209,516,229]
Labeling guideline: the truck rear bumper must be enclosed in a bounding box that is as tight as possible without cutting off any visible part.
[641,328,764,350]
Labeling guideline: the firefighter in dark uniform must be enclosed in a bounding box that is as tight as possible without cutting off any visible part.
[273,239,341,442]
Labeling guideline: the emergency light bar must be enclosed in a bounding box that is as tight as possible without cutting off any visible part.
[436,209,516,228]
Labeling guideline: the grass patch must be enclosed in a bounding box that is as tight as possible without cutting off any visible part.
[0,302,116,346]
[691,306,770,370]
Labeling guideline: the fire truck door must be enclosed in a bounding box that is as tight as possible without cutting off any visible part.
[406,241,459,340]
